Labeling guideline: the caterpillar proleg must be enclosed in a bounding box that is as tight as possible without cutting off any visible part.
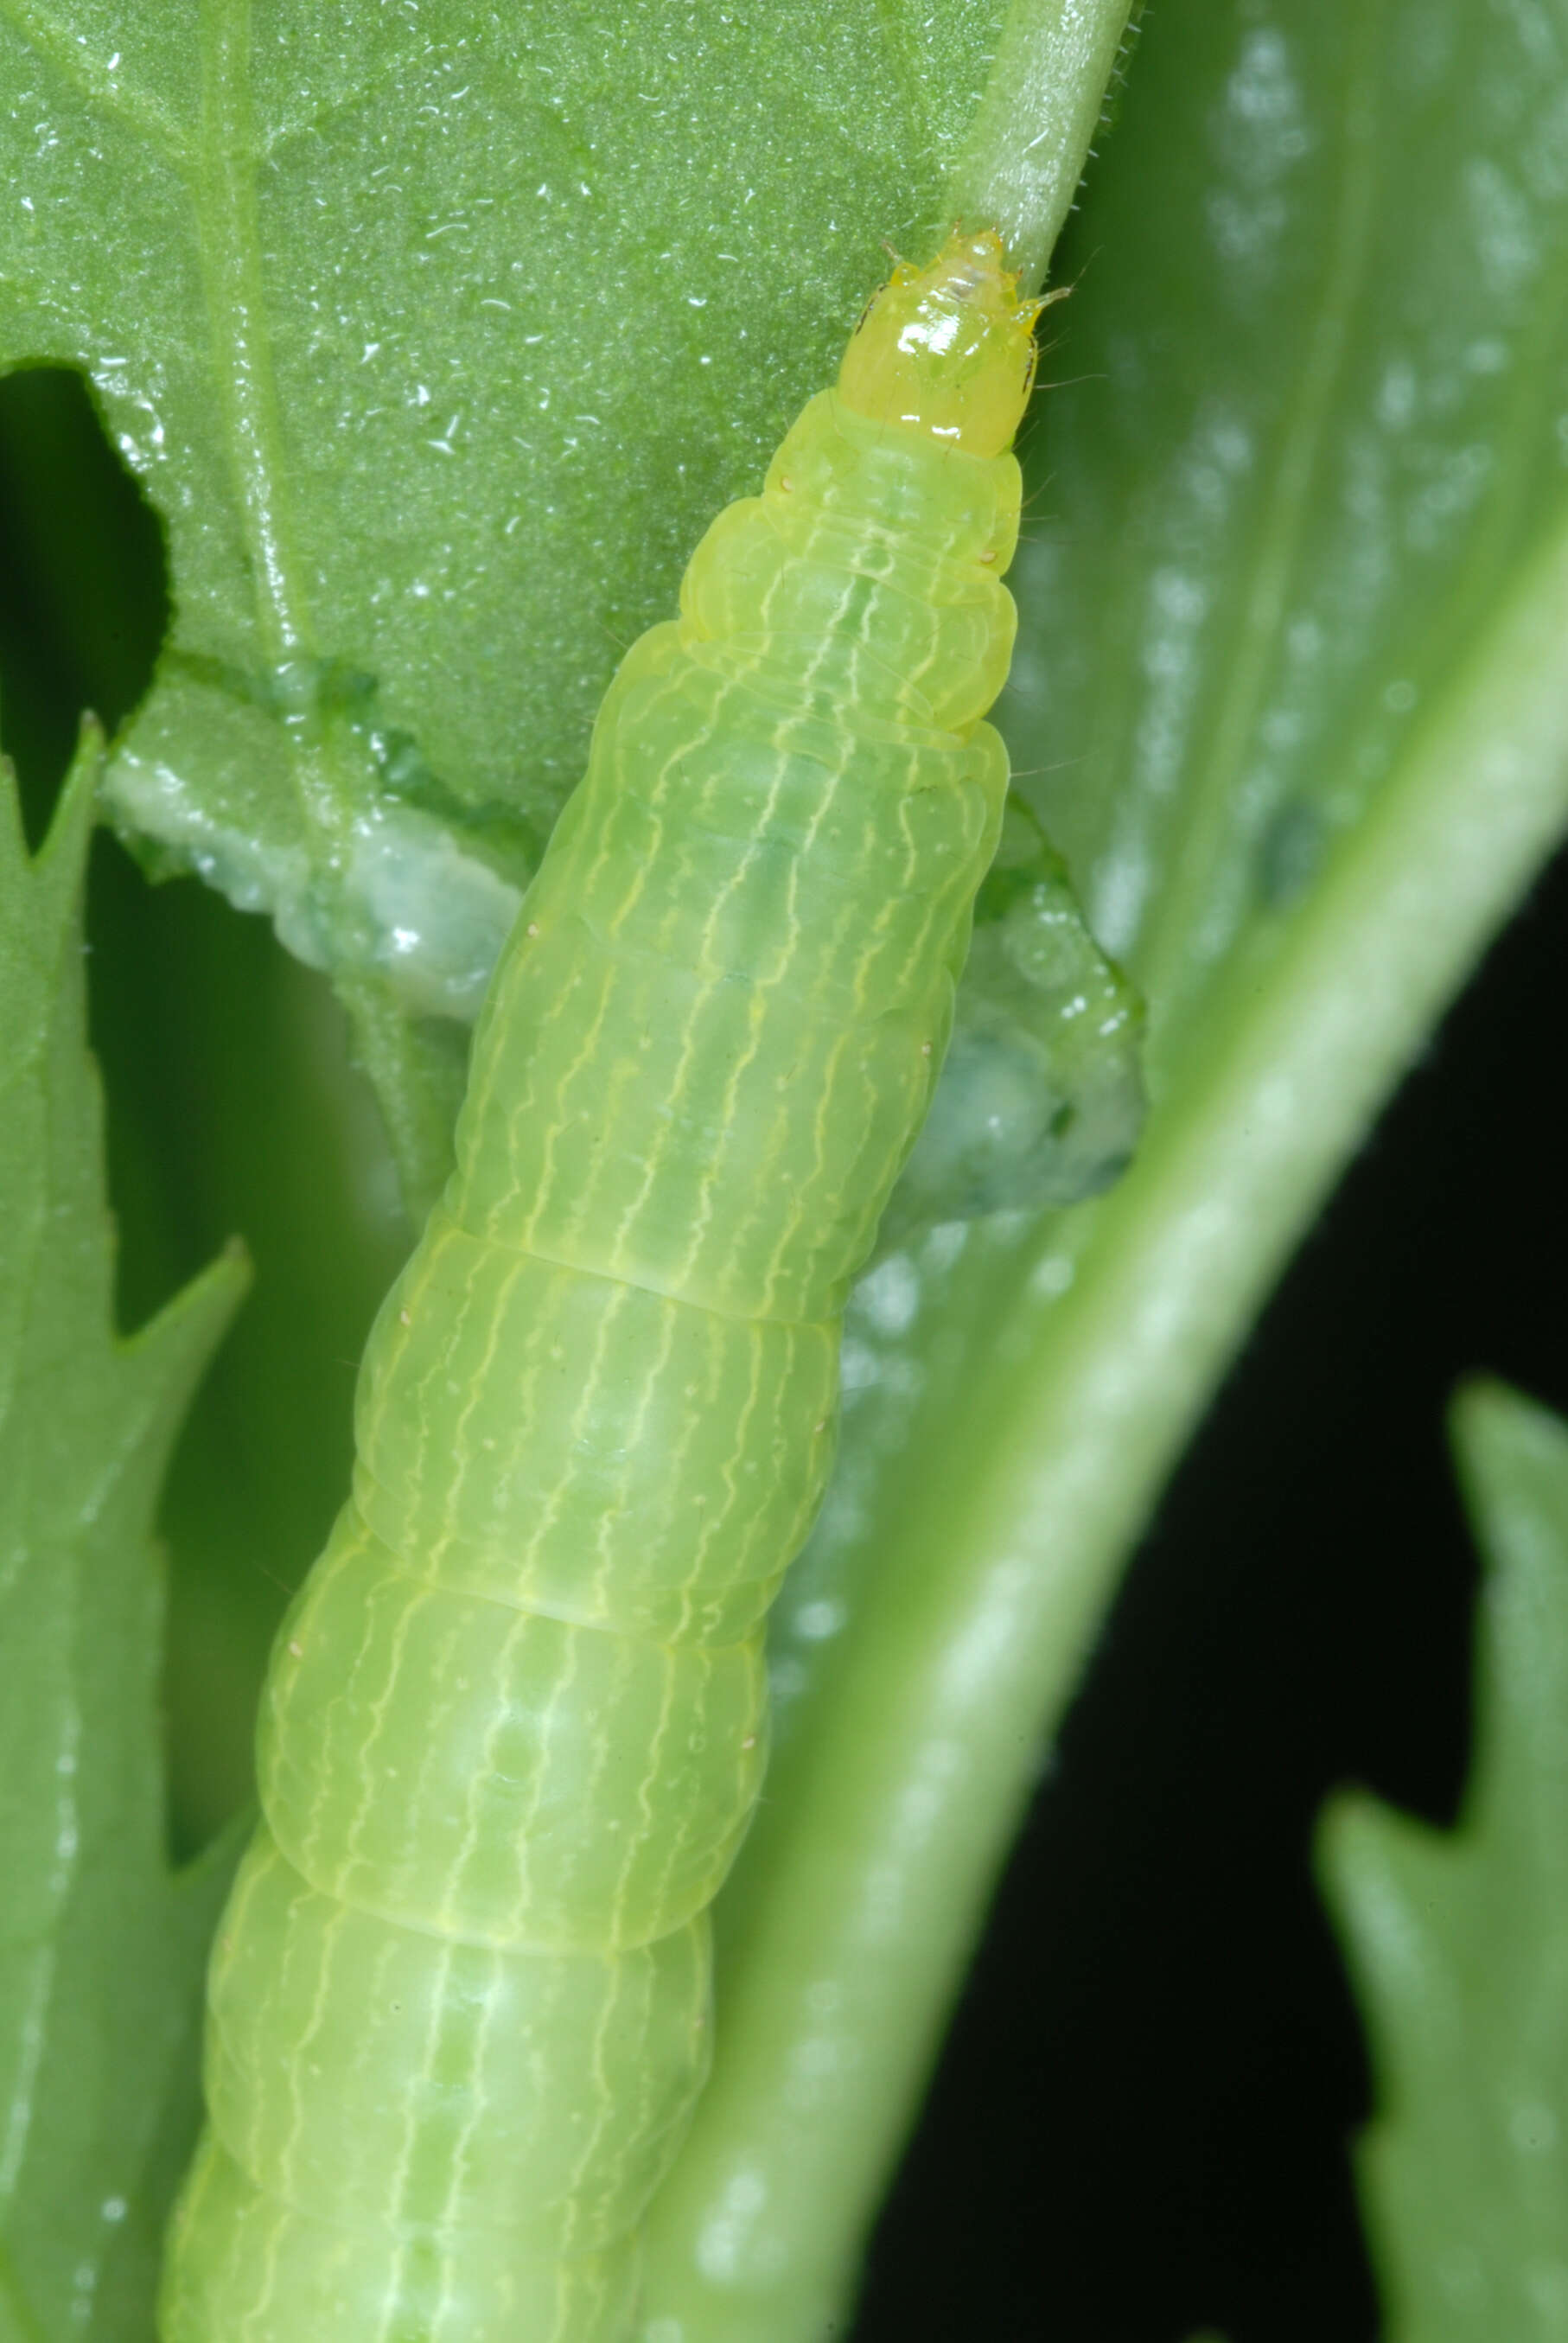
[162,227,1043,2343]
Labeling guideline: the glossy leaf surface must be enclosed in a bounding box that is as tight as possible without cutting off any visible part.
[641,2,1568,2331]
[3,1,1568,2336]
[0,747,244,2342]
[1323,1384,1568,2340]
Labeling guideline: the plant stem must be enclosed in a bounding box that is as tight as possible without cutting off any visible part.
[638,508,1568,2343]
[947,0,1139,290]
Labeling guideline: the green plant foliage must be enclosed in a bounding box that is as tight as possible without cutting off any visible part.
[3,0,1568,2336]
[1007,0,1568,1072]
[2,0,1119,1203]
[0,744,245,2343]
[874,797,1146,1255]
[639,3,1568,2333]
[1322,1383,1568,2340]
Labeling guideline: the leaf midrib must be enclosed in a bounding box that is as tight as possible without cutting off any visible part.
[1136,0,1387,1044]
[182,0,377,870]
[195,0,308,667]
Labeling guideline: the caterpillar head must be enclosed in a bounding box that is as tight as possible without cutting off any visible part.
[838,227,1049,459]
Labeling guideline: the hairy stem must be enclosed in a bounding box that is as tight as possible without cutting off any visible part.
[947,0,1140,290]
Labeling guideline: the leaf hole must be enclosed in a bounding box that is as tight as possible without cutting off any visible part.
[0,363,169,846]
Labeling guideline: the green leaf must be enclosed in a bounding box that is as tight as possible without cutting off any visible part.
[10,3,1565,2333]
[1007,0,1568,1074]
[0,0,1131,1207]
[639,3,1568,2333]
[873,797,1146,1254]
[0,740,246,2343]
[1321,1383,1568,2340]
[0,2244,48,2343]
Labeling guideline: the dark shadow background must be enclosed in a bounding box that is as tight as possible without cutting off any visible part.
[856,827,1568,2341]
[4,363,1566,2343]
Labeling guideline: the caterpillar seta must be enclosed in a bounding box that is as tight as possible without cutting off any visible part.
[162,226,1045,2343]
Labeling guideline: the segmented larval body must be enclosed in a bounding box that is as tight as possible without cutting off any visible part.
[162,227,1041,2343]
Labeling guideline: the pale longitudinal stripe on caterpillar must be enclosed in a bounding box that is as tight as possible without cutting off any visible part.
[161,228,1044,2343]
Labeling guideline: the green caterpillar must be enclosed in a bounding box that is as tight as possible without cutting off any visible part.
[878,796,1144,1253]
[162,227,1044,2343]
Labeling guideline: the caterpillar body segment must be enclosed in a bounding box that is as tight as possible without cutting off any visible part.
[163,228,1040,2343]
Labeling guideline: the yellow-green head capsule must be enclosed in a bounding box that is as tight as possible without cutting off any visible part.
[162,227,1042,2343]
